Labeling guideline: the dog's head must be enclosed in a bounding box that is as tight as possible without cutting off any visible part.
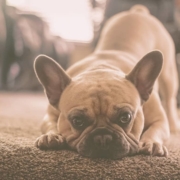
[34,51,163,159]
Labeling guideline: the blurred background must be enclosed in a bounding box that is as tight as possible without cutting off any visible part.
[1,0,180,103]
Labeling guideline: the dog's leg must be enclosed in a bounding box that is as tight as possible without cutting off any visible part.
[139,92,170,156]
[35,105,65,149]
[159,53,180,133]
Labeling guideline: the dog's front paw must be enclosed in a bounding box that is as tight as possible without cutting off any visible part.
[139,140,168,157]
[35,133,65,150]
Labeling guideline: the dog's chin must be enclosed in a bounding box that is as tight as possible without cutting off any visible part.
[76,134,137,159]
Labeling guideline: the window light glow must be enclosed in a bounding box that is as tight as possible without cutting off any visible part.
[7,0,94,42]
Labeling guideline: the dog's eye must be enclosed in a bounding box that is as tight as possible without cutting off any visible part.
[118,111,132,124]
[72,117,85,128]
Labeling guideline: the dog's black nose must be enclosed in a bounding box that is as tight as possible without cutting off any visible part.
[93,134,113,149]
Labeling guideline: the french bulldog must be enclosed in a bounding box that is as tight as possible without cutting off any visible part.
[34,5,179,159]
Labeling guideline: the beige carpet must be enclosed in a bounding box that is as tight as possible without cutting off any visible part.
[0,92,180,180]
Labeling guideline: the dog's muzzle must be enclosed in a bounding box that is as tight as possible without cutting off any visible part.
[77,127,138,159]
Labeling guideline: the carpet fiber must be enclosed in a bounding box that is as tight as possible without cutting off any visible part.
[0,92,180,180]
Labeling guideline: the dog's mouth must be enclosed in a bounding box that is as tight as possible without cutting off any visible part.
[76,128,139,159]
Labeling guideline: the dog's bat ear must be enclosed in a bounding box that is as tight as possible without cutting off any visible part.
[34,55,71,107]
[126,50,163,101]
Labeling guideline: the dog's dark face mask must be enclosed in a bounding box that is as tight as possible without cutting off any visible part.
[76,127,139,159]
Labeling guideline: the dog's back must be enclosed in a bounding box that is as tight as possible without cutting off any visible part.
[96,5,174,61]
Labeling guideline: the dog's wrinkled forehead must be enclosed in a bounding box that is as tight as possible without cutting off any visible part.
[60,72,141,114]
